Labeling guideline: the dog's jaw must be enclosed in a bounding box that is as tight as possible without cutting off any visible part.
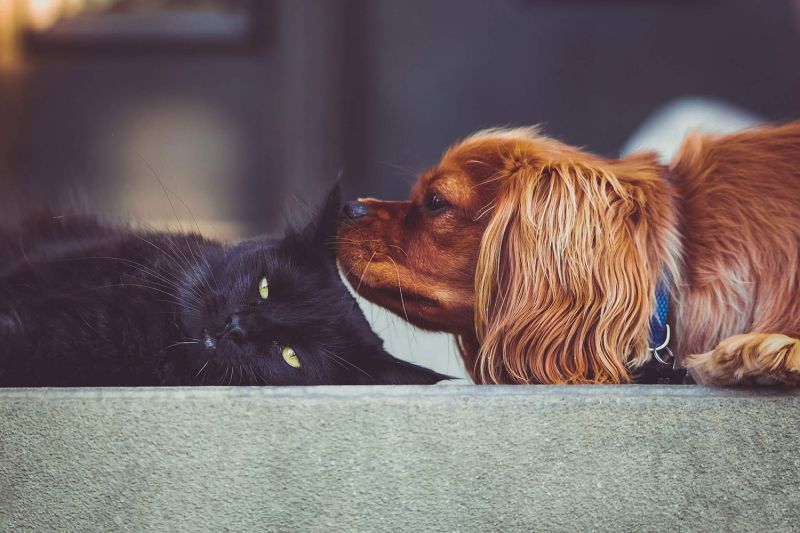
[338,254,474,334]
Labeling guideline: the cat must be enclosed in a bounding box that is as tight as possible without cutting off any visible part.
[0,185,448,386]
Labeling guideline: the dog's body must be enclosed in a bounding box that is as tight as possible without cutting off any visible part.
[338,123,800,385]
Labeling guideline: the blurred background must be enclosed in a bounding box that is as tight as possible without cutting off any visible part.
[1,0,799,379]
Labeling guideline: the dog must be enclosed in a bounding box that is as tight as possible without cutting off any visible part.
[337,123,800,385]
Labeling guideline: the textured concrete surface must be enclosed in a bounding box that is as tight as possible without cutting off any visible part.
[1,386,799,532]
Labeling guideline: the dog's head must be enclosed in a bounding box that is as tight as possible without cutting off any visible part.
[338,127,680,383]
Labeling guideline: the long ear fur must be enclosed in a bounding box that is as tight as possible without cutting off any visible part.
[474,149,679,384]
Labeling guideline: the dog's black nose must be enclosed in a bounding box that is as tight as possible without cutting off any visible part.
[219,314,245,344]
[342,200,368,220]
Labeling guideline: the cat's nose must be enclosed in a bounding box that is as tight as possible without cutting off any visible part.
[219,313,245,344]
[341,200,368,220]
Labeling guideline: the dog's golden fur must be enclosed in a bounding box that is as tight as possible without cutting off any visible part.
[337,123,800,385]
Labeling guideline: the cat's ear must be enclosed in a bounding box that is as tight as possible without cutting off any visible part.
[365,353,451,385]
[296,182,341,258]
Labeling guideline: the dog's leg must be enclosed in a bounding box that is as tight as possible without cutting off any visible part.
[684,333,800,385]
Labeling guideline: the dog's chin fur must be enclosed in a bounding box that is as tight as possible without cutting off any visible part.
[338,256,474,333]
[338,123,800,385]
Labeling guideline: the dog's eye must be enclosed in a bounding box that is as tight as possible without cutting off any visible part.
[425,191,450,213]
[258,276,269,299]
[281,345,301,368]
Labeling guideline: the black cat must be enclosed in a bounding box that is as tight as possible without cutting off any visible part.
[0,186,448,386]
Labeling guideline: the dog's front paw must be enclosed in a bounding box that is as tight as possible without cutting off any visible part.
[685,333,800,386]
[683,349,732,386]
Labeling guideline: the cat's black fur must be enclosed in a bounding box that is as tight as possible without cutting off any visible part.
[0,186,448,386]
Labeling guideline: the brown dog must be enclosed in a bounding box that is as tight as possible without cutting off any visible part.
[337,124,800,385]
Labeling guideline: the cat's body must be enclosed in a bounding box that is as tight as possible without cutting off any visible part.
[0,189,447,386]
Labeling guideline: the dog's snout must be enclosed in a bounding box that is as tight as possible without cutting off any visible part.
[342,200,368,220]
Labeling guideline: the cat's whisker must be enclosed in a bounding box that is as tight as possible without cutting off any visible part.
[175,245,215,300]
[317,349,350,373]
[200,360,212,385]
[163,234,214,299]
[318,346,372,379]
[195,359,210,379]
[139,252,207,304]
[169,192,221,294]
[87,282,197,309]
[160,340,200,351]
[206,258,221,294]
[81,256,196,300]
[169,234,214,295]
[191,246,220,295]
[155,299,200,313]
[135,235,192,280]
[148,225,190,272]
[139,272,191,298]
[137,153,203,280]
[95,265,202,306]
[166,234,201,280]
[125,275,203,305]
[147,292,201,311]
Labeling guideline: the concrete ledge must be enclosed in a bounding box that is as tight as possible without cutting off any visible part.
[2,386,799,532]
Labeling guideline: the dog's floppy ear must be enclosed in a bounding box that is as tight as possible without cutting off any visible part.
[473,151,677,384]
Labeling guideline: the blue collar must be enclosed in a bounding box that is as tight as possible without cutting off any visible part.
[648,278,671,353]
[635,276,687,384]
[634,173,688,384]
[649,173,674,358]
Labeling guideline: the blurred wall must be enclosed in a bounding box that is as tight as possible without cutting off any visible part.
[347,0,800,200]
[2,0,798,228]
[0,0,798,379]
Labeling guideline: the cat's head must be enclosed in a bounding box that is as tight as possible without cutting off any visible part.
[178,185,449,385]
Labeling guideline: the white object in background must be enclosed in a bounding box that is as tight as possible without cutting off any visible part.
[620,96,764,162]
[342,277,472,381]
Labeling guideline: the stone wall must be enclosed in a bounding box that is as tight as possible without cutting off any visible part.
[2,385,799,532]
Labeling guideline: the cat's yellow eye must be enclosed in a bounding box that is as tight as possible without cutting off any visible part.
[281,345,300,368]
[258,276,269,300]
